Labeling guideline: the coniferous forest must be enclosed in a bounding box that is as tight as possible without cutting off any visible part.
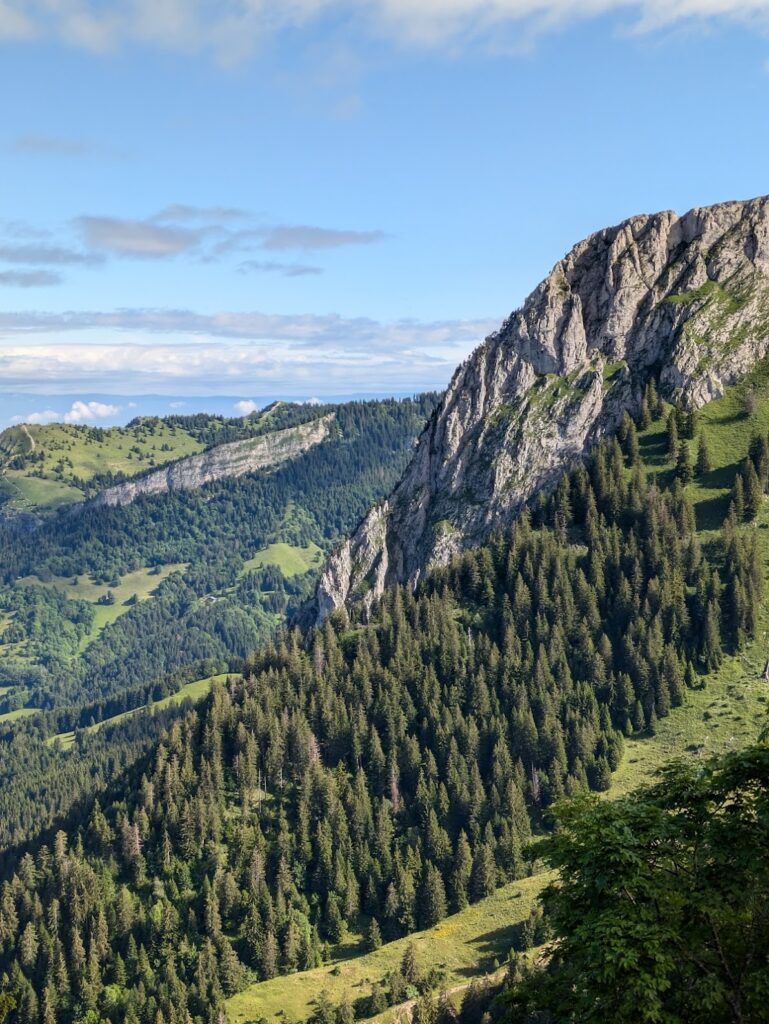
[0,397,439,853]
[0,386,763,1024]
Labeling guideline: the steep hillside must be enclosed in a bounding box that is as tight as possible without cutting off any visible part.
[311,196,769,622]
[0,384,765,1024]
[0,419,204,513]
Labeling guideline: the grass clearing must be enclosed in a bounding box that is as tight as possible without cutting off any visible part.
[240,542,324,578]
[0,420,204,512]
[1,472,84,511]
[226,874,549,1024]
[0,707,37,724]
[18,563,187,648]
[46,674,229,750]
[638,356,769,531]
[151,674,226,712]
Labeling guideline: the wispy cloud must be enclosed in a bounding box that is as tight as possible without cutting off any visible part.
[238,259,323,277]
[261,226,388,250]
[0,243,103,266]
[12,134,91,157]
[0,307,496,348]
[0,1,767,60]
[0,269,62,287]
[153,204,250,222]
[0,207,385,282]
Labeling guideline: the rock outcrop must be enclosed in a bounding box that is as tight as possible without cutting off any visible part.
[310,195,769,622]
[92,415,334,508]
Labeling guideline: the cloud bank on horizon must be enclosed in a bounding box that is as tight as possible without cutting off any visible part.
[0,311,497,395]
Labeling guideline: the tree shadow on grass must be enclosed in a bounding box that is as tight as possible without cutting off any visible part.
[639,435,669,469]
[695,494,732,532]
[698,462,739,492]
[452,923,524,978]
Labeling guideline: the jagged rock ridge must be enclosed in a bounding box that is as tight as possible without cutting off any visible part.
[92,414,334,508]
[311,195,769,622]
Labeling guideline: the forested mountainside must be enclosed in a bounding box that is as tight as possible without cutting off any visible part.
[0,384,764,1024]
[0,396,438,852]
[311,195,769,622]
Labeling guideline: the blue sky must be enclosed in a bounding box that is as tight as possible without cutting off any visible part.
[1,1,769,426]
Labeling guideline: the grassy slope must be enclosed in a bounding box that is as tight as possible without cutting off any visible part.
[16,563,187,649]
[0,565,188,719]
[0,473,84,511]
[240,542,324,578]
[48,673,230,751]
[226,364,769,1024]
[0,707,37,724]
[1,420,203,512]
[227,875,549,1024]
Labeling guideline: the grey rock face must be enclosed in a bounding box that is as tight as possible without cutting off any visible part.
[92,415,334,508]
[311,196,769,622]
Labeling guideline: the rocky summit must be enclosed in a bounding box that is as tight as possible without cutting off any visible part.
[310,195,769,621]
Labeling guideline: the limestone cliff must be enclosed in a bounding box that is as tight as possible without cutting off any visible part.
[92,415,334,508]
[311,195,769,622]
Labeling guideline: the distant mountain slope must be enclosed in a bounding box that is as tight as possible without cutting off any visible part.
[0,418,204,512]
[310,195,769,621]
[0,396,439,852]
[91,414,334,508]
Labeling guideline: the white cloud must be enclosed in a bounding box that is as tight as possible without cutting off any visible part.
[234,399,259,414]
[10,409,59,425]
[63,400,120,423]
[0,1,767,59]
[0,339,466,396]
[77,216,200,259]
[10,399,120,426]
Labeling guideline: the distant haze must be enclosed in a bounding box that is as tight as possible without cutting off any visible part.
[1,391,426,430]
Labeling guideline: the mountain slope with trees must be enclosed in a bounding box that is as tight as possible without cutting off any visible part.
[0,384,764,1024]
[0,396,439,853]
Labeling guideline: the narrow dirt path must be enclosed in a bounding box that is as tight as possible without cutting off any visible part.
[20,424,36,452]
